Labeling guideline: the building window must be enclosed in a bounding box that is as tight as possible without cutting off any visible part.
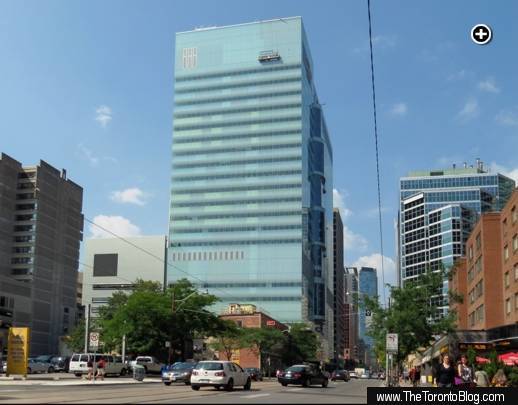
[93,254,118,277]
[515,264,518,281]
[475,234,481,250]
[469,246,473,260]
[506,298,511,314]
[505,272,510,288]
[513,235,518,252]
[182,47,197,69]
[504,245,509,261]
[515,293,518,311]
[512,206,517,224]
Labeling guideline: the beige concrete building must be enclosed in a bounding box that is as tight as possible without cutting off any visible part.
[0,153,83,355]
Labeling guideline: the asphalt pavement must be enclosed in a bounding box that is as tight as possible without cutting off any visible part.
[0,378,382,403]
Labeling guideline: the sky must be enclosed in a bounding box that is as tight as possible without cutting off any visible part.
[1,0,518,300]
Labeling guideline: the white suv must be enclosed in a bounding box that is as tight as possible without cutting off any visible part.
[190,361,251,391]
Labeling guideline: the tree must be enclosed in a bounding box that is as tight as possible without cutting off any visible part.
[363,267,461,364]
[209,321,249,361]
[280,323,320,365]
[244,327,286,371]
[95,278,224,361]
[65,319,86,353]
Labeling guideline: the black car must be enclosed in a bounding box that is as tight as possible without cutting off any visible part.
[51,356,71,373]
[331,369,350,382]
[278,364,328,388]
[244,368,263,381]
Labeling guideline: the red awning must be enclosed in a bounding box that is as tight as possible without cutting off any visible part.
[476,356,490,364]
[498,352,518,366]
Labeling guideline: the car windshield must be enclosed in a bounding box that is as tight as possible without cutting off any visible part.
[35,355,51,362]
[286,366,308,372]
[195,362,223,371]
[245,368,258,372]
[172,362,194,370]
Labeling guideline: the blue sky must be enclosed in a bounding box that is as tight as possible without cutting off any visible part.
[2,0,518,297]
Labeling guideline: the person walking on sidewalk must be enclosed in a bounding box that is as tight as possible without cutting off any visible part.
[457,355,474,387]
[95,356,106,381]
[86,358,94,380]
[434,354,455,387]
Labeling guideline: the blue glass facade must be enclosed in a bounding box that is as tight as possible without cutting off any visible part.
[398,167,515,316]
[359,267,378,349]
[168,18,333,330]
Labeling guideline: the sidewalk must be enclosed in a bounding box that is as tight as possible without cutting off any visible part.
[0,376,162,386]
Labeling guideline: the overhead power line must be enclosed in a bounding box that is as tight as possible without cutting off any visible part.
[367,0,386,306]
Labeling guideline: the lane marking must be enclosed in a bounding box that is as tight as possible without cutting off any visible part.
[240,393,271,399]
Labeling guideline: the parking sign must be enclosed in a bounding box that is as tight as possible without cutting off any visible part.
[386,333,398,353]
[89,332,99,350]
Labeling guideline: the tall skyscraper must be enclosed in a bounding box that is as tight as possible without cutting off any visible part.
[358,266,378,366]
[344,267,359,362]
[168,17,334,346]
[0,153,83,355]
[398,161,515,316]
[333,209,345,361]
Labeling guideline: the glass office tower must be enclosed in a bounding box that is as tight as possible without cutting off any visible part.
[358,267,377,367]
[398,162,515,316]
[168,17,334,338]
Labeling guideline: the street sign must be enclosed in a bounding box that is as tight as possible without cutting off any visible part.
[6,327,29,377]
[89,332,99,350]
[386,333,398,353]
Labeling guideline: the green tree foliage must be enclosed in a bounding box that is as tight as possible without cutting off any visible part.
[279,323,319,365]
[363,268,461,364]
[209,320,249,361]
[95,279,225,361]
[65,319,86,353]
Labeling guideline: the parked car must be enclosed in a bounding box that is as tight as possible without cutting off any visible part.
[331,369,350,382]
[349,371,357,378]
[131,356,163,374]
[244,368,263,381]
[162,362,197,385]
[69,353,127,377]
[278,364,328,388]
[360,372,370,379]
[50,356,71,372]
[190,361,251,391]
[28,358,54,374]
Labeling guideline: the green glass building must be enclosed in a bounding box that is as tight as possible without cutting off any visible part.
[168,17,334,341]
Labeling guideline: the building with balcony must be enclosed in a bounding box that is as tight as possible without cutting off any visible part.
[398,161,515,317]
[167,17,334,352]
[0,153,83,355]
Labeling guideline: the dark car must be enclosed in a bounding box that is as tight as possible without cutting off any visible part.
[51,356,71,372]
[331,369,350,382]
[162,362,197,385]
[278,364,328,388]
[244,367,263,381]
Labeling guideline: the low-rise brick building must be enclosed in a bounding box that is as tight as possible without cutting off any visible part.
[218,304,288,370]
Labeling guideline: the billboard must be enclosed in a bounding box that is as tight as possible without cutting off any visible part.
[6,327,29,376]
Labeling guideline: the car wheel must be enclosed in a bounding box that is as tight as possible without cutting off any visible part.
[184,380,191,386]
[322,379,328,388]
[244,378,251,391]
[302,378,309,387]
[120,368,127,376]
[74,373,81,377]
[281,383,287,387]
[191,385,200,391]
[27,367,32,374]
[225,378,234,391]
[48,367,54,373]
[214,385,221,390]
[164,382,171,386]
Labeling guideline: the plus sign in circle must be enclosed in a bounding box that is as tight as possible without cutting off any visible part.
[471,24,492,45]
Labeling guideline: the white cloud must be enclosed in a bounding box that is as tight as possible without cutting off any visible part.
[495,107,518,127]
[77,143,100,167]
[389,102,408,117]
[457,98,479,122]
[89,215,141,238]
[478,77,500,93]
[111,187,149,206]
[447,69,467,82]
[353,34,397,53]
[489,162,518,183]
[95,105,112,128]
[353,253,397,305]
[333,188,368,257]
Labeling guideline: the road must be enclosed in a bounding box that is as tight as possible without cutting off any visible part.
[0,378,381,403]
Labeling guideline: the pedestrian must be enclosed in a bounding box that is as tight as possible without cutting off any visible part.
[86,357,94,380]
[491,369,507,387]
[96,356,106,381]
[409,367,416,386]
[457,355,474,387]
[474,365,489,387]
[414,366,421,387]
[434,354,455,387]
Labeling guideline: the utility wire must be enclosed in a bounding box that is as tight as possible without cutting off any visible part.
[83,217,275,317]
[367,0,386,306]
